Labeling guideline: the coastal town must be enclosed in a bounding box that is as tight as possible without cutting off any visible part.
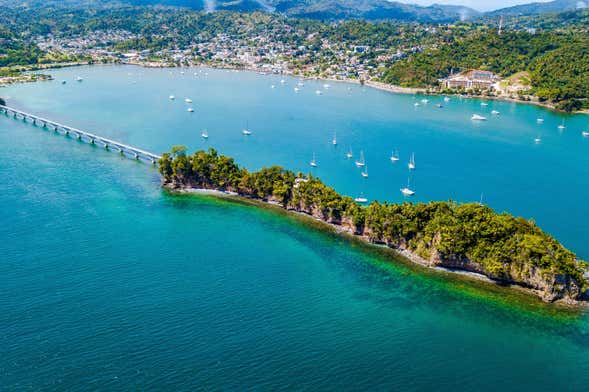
[30,27,422,81]
[1,23,540,104]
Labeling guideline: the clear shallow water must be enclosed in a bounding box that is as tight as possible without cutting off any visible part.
[1,65,589,390]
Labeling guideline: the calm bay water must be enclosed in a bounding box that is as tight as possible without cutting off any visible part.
[1,65,589,390]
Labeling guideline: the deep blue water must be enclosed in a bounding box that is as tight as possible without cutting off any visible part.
[1,65,589,390]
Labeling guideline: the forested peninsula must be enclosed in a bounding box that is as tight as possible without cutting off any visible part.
[159,147,588,304]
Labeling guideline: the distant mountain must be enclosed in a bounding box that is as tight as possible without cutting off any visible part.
[3,0,586,22]
[270,1,480,21]
[22,0,478,22]
[489,0,588,16]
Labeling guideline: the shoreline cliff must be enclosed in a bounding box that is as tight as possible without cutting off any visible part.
[159,147,589,304]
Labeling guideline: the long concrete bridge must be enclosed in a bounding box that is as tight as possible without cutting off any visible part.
[0,104,161,165]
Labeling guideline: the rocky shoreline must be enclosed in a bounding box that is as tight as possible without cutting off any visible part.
[167,185,587,306]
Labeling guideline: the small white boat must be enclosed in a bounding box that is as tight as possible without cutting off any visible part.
[421,99,429,104]
[185,98,193,103]
[297,81,304,87]
[354,196,368,203]
[481,102,489,107]
[361,166,368,178]
[444,96,451,102]
[169,95,175,100]
[323,83,330,89]
[408,153,415,170]
[76,76,83,82]
[187,108,194,112]
[537,118,544,123]
[355,150,366,168]
[471,114,487,121]
[242,121,252,135]
[558,120,566,130]
[414,102,420,107]
[435,103,443,108]
[61,80,67,85]
[401,187,415,196]
[346,148,353,159]
[280,79,286,84]
[491,110,500,115]
[315,90,322,95]
[271,85,276,89]
[294,87,300,93]
[201,129,209,139]
[390,150,400,162]
[400,178,415,196]
[582,131,589,137]
[534,137,542,144]
[310,153,317,167]
[332,131,337,146]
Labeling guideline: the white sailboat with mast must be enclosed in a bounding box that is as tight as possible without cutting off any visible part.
[310,153,317,167]
[400,177,415,196]
[390,149,400,162]
[355,150,366,168]
[408,153,415,170]
[242,121,252,135]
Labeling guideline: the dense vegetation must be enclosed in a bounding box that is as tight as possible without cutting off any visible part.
[159,147,588,302]
[381,30,589,110]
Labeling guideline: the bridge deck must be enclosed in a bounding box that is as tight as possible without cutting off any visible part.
[0,104,161,164]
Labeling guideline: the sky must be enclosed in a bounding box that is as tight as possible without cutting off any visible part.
[402,0,553,11]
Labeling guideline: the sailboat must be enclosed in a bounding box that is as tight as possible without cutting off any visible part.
[242,121,252,135]
[76,76,83,82]
[169,95,175,100]
[361,165,368,178]
[310,153,317,167]
[400,178,415,196]
[536,118,544,123]
[187,107,194,112]
[491,110,500,115]
[471,114,487,121]
[354,193,368,203]
[443,96,451,102]
[582,131,589,137]
[408,153,415,170]
[558,120,566,130]
[201,129,209,139]
[346,147,353,159]
[185,98,192,103]
[332,131,337,146]
[355,150,366,167]
[390,150,400,162]
[534,136,542,144]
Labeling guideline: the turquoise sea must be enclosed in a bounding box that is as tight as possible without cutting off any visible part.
[1,65,589,390]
